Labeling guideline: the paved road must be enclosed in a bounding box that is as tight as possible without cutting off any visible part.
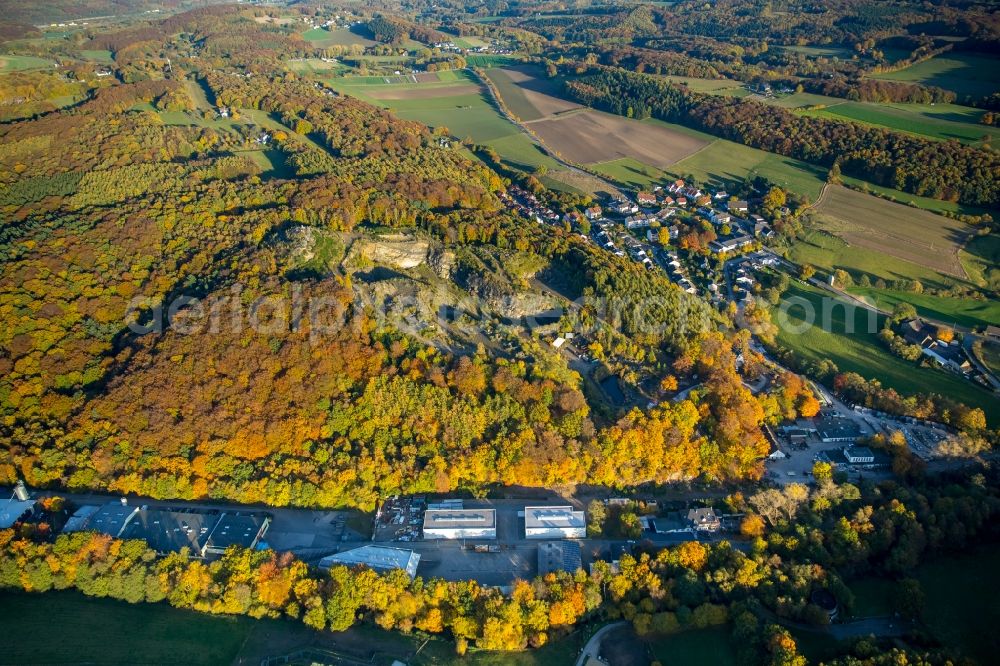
[575,621,627,666]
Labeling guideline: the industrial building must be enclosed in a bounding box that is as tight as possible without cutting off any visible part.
[422,508,496,540]
[538,541,582,575]
[0,498,36,529]
[74,501,140,537]
[119,506,221,555]
[523,506,586,539]
[817,416,863,443]
[203,512,271,556]
[68,501,269,558]
[319,545,421,580]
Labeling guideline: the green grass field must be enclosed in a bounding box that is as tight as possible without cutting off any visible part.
[302,26,379,48]
[589,157,668,188]
[660,76,746,94]
[802,101,1000,145]
[0,590,584,666]
[0,591,252,665]
[781,44,856,59]
[871,53,1000,99]
[329,72,562,173]
[849,288,1000,329]
[960,234,1000,289]
[838,175,992,218]
[645,626,739,665]
[774,279,997,421]
[0,54,53,71]
[79,49,113,63]
[669,137,827,201]
[849,545,1000,664]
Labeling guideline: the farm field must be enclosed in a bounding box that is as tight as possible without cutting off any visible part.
[78,49,113,62]
[811,185,972,278]
[838,175,991,218]
[790,230,958,292]
[485,66,711,171]
[329,70,563,173]
[849,287,1000,329]
[287,57,348,75]
[659,75,746,94]
[589,157,668,188]
[870,52,1000,99]
[0,54,53,71]
[802,100,1000,145]
[485,66,579,121]
[774,279,997,421]
[669,138,827,200]
[301,26,379,48]
[529,109,708,167]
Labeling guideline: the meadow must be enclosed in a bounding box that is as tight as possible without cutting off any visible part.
[848,287,999,329]
[0,54,53,71]
[0,590,584,666]
[870,52,1000,99]
[668,137,828,201]
[802,101,1000,146]
[327,70,563,173]
[849,545,1000,665]
[774,279,997,420]
[301,26,379,48]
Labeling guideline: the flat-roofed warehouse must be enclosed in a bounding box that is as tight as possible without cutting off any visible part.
[524,506,586,539]
[319,545,421,580]
[422,508,496,540]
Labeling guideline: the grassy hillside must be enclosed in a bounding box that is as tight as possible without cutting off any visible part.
[774,279,998,421]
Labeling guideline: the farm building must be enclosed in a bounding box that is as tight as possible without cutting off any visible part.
[319,545,421,580]
[422,508,496,539]
[523,506,586,539]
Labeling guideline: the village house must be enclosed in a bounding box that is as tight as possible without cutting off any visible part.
[709,235,753,254]
[584,205,603,220]
[728,199,749,213]
[687,508,721,532]
[637,191,657,206]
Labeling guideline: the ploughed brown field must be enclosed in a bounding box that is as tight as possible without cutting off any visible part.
[366,84,482,100]
[813,185,972,278]
[487,66,710,168]
[529,111,708,168]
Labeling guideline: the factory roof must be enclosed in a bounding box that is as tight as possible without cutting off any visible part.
[0,498,35,529]
[524,506,586,529]
[319,545,421,579]
[119,507,220,555]
[423,508,496,529]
